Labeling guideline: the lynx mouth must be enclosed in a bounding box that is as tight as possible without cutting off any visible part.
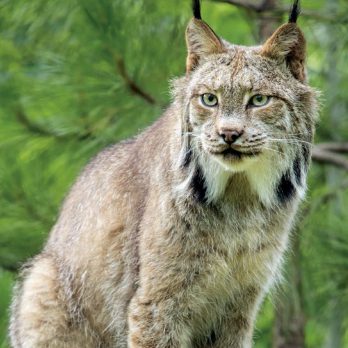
[221,148,242,159]
[219,148,261,159]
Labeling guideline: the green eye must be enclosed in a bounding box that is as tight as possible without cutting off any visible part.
[249,95,270,107]
[201,93,218,107]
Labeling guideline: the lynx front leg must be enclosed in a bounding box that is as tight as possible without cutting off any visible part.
[10,255,100,348]
[127,293,192,348]
[205,288,262,348]
[127,295,254,348]
[208,314,253,348]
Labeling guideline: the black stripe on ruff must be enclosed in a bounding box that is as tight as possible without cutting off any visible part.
[191,165,207,203]
[276,170,296,204]
[181,147,192,168]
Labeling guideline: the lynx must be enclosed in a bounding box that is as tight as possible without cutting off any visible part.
[10,0,318,347]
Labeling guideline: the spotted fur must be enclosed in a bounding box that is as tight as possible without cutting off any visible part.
[10,1,318,347]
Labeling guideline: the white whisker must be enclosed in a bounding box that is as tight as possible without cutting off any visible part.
[183,132,200,138]
[268,138,313,146]
[262,147,284,156]
[273,132,308,136]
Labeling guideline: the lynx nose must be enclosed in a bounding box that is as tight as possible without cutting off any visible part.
[219,128,243,145]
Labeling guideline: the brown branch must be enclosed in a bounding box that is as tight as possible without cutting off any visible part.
[211,0,335,22]
[116,58,156,105]
[315,142,348,153]
[211,0,265,12]
[312,146,348,171]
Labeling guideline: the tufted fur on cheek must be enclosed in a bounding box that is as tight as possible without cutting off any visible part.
[177,102,193,169]
[260,23,306,82]
[185,18,226,73]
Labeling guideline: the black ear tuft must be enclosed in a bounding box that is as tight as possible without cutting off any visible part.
[288,0,301,23]
[192,0,202,20]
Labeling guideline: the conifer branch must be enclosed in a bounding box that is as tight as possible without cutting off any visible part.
[16,109,92,140]
[0,264,18,273]
[16,109,55,138]
[116,58,157,105]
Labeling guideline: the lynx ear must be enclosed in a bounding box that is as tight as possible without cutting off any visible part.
[261,23,306,82]
[185,18,226,73]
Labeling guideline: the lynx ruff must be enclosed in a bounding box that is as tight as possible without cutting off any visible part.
[10,0,318,347]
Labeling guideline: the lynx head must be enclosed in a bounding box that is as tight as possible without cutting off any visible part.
[174,0,318,206]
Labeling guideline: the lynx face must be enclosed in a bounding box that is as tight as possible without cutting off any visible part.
[175,17,318,204]
[187,48,314,173]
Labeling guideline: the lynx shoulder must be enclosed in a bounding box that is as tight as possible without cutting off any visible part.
[10,1,318,347]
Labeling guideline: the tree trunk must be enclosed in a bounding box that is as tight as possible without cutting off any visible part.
[324,0,345,346]
[257,0,281,41]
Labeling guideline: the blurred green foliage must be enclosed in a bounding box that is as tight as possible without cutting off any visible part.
[1,0,348,346]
